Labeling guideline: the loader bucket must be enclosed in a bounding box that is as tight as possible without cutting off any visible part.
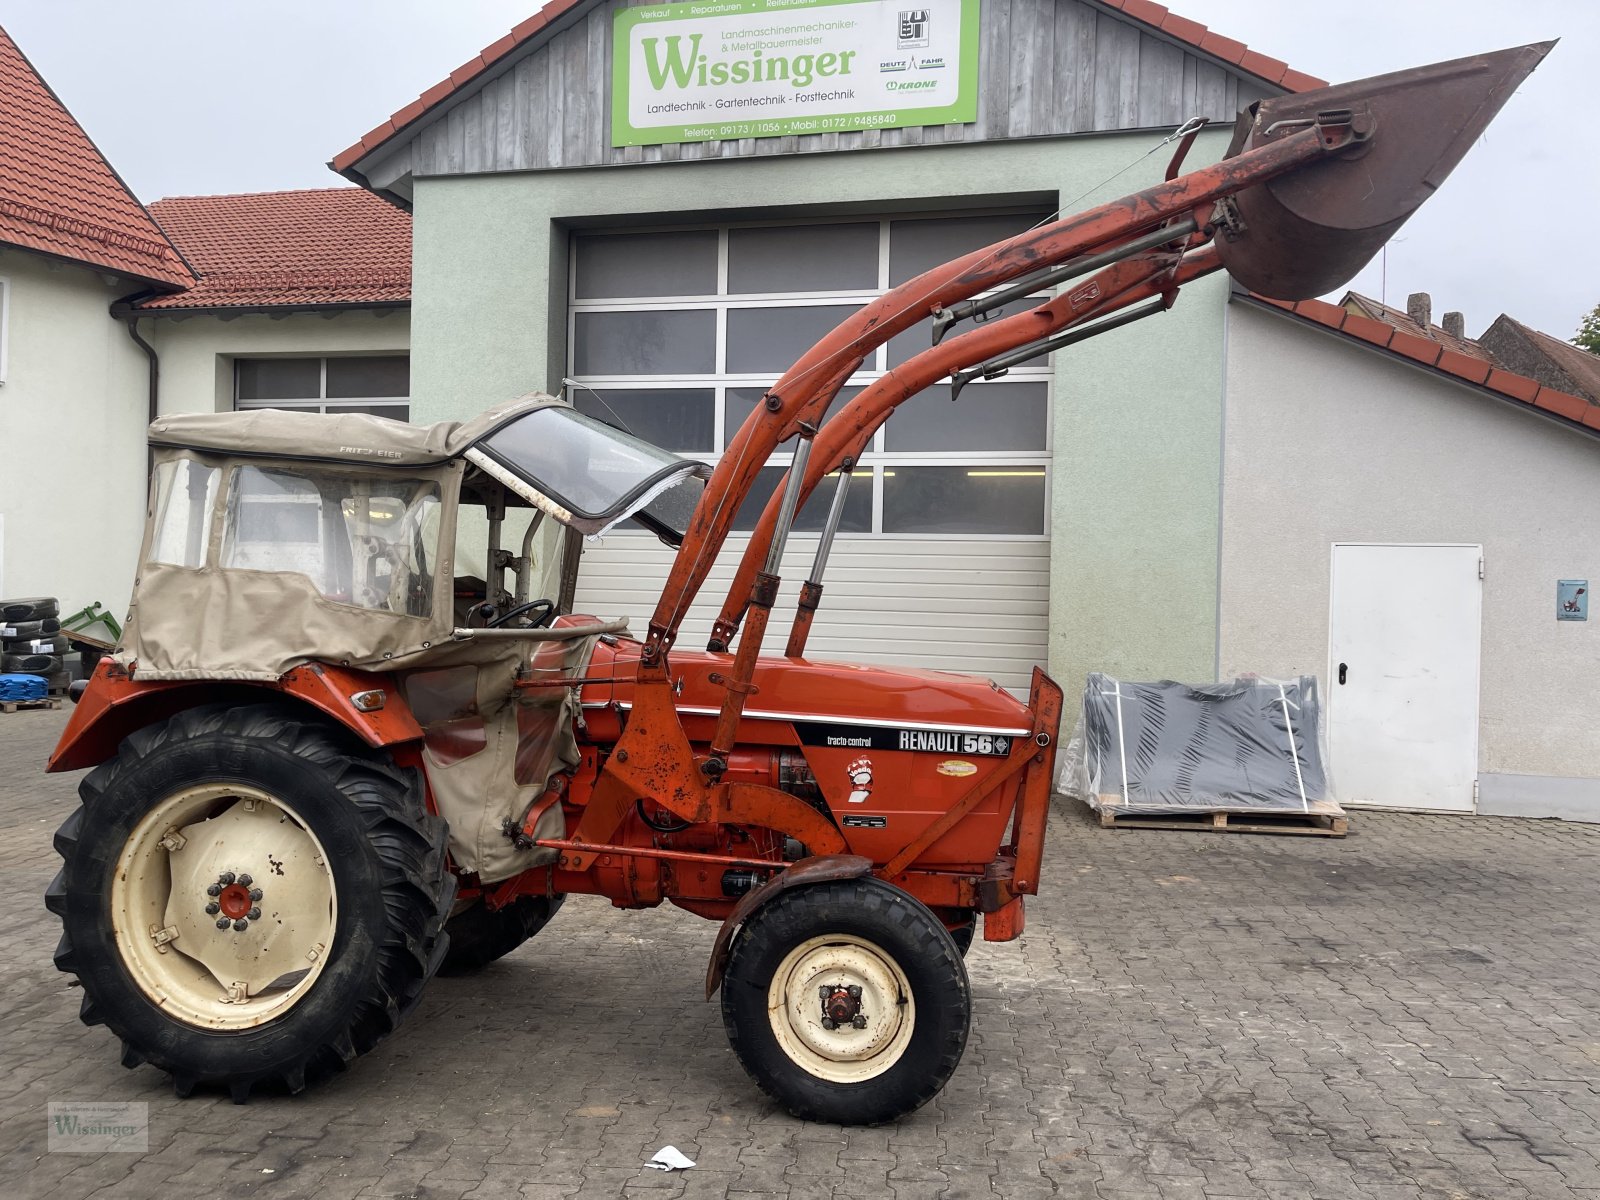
[1216,41,1553,300]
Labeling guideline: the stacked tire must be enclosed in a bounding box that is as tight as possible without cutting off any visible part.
[1,596,68,692]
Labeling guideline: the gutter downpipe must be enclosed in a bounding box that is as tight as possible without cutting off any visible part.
[111,291,159,478]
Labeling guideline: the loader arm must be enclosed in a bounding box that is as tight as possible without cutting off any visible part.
[642,121,1340,666]
[597,41,1550,831]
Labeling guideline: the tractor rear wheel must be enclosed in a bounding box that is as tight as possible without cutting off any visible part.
[45,704,454,1102]
[440,893,565,974]
[721,877,970,1125]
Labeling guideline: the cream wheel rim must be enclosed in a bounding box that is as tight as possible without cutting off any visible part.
[766,934,916,1083]
[111,783,337,1030]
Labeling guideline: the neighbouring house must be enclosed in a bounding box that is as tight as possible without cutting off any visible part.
[330,0,1600,819]
[0,23,412,620]
[0,26,193,612]
[1478,313,1600,405]
[137,189,412,426]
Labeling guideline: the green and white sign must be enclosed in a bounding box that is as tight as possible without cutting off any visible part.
[612,0,979,147]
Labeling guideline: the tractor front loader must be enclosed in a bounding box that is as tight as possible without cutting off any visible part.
[44,43,1548,1124]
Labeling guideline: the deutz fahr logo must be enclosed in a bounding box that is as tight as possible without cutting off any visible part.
[897,10,931,49]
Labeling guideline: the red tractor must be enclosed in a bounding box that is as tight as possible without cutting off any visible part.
[44,43,1545,1124]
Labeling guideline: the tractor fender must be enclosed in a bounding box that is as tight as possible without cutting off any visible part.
[704,853,874,999]
[49,660,422,773]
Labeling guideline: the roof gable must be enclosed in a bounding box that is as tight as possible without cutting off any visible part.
[138,189,410,313]
[334,0,1321,199]
[0,26,191,289]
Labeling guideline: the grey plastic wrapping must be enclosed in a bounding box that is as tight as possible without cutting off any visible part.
[1059,673,1337,815]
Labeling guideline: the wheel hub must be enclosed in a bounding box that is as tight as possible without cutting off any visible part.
[206,873,265,928]
[820,984,867,1030]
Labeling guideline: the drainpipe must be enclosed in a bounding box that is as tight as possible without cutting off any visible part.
[111,290,159,477]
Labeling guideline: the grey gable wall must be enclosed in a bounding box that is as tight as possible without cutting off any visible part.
[356,0,1275,194]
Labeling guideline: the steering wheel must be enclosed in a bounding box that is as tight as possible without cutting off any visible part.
[487,598,557,629]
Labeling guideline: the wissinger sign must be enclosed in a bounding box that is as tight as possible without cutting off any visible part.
[611,0,979,147]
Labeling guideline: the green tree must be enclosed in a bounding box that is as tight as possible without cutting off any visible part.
[1576,303,1600,354]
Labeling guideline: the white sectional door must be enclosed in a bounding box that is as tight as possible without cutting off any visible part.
[1328,543,1482,812]
[565,213,1053,692]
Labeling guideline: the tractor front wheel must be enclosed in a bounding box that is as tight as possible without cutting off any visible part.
[46,704,454,1102]
[721,877,970,1124]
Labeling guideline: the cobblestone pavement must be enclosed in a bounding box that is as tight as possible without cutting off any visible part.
[3,705,1600,1199]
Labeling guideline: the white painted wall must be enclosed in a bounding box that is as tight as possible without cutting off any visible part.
[144,309,410,414]
[1219,301,1600,805]
[0,250,149,617]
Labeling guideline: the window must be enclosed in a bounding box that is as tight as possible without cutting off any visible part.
[568,211,1053,537]
[220,465,440,616]
[148,459,221,567]
[234,356,410,421]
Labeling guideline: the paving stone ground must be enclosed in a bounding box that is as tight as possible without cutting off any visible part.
[3,703,1599,1199]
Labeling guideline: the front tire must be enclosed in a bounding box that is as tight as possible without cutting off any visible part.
[721,877,970,1124]
[45,704,454,1102]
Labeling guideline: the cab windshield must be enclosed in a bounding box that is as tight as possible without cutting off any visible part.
[468,406,709,542]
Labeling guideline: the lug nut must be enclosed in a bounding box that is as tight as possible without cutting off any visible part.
[219,872,235,885]
[205,903,220,915]
[232,919,249,932]
[821,1017,837,1030]
[248,888,263,901]
[216,917,231,929]
[237,874,252,887]
[852,1015,868,1029]
[206,884,222,897]
[247,907,262,920]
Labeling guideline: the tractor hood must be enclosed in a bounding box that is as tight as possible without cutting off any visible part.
[589,638,1035,741]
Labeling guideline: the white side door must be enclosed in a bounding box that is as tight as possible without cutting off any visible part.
[1327,543,1482,812]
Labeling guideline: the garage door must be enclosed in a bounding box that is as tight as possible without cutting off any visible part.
[566,211,1052,693]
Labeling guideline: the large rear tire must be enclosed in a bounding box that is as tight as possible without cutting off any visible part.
[439,893,565,974]
[45,704,454,1102]
[721,877,970,1124]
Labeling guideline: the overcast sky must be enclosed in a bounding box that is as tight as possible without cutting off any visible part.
[6,0,1595,337]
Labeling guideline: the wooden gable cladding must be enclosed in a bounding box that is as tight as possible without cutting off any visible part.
[357,0,1277,193]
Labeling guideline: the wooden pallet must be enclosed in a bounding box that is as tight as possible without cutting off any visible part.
[0,695,63,714]
[1096,801,1348,838]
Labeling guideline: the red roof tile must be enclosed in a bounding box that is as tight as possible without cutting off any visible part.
[1535,386,1589,423]
[1437,349,1491,385]
[0,26,190,288]
[1484,368,1537,402]
[1251,294,1600,437]
[332,0,1325,175]
[1389,329,1443,366]
[136,189,409,311]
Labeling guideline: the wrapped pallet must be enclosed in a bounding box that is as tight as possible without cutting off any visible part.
[1060,673,1340,821]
